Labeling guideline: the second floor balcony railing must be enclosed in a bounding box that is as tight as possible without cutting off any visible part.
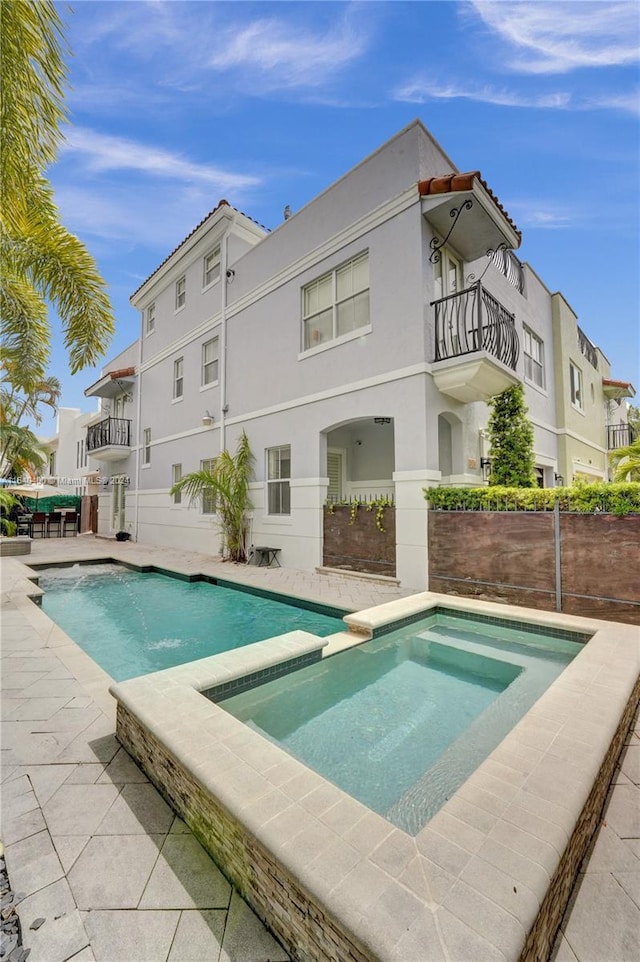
[432,281,519,371]
[607,423,636,450]
[86,416,131,453]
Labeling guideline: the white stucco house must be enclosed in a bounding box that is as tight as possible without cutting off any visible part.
[78,120,634,589]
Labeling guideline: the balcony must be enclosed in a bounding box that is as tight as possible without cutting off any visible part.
[608,423,636,450]
[87,417,131,461]
[431,282,520,403]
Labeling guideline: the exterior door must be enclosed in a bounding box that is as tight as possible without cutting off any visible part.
[111,479,126,532]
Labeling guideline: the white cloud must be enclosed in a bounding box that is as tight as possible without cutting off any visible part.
[467,1,640,74]
[507,200,577,230]
[394,77,571,109]
[60,128,261,193]
[208,12,368,90]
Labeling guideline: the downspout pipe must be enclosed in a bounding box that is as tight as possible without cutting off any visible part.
[133,332,143,541]
[220,217,233,453]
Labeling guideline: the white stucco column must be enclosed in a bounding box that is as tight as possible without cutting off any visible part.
[393,469,441,591]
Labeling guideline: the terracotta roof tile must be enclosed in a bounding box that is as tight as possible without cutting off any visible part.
[418,171,521,241]
[130,200,269,301]
[108,367,135,380]
[603,378,634,389]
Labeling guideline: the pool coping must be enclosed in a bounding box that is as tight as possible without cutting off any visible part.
[109,591,640,962]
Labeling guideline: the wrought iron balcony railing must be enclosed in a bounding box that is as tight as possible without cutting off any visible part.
[577,326,598,370]
[432,281,519,371]
[87,417,131,452]
[491,248,525,295]
[607,423,636,450]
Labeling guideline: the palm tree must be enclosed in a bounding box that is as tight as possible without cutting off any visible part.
[171,432,255,562]
[0,367,60,477]
[609,438,640,482]
[1,0,114,382]
[0,489,18,536]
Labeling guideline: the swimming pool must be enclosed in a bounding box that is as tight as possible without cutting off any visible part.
[219,610,585,833]
[37,563,347,681]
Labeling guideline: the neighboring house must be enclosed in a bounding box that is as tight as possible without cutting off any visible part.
[80,120,635,589]
[83,342,139,533]
[39,406,100,494]
[551,294,635,484]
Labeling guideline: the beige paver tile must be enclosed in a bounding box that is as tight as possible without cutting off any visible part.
[436,906,507,962]
[18,877,90,962]
[43,782,121,836]
[138,834,231,910]
[602,784,640,839]
[219,892,289,962]
[24,762,74,806]
[5,828,64,895]
[1,804,46,844]
[561,872,640,962]
[82,909,179,962]
[67,834,164,909]
[52,834,91,873]
[96,746,149,784]
[94,782,173,835]
[167,909,226,961]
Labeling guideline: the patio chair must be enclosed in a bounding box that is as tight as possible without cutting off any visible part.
[31,512,47,538]
[16,514,33,537]
[63,512,78,537]
[47,512,62,537]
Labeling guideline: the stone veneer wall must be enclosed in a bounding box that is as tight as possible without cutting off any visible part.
[0,538,32,556]
[519,673,640,962]
[116,702,371,962]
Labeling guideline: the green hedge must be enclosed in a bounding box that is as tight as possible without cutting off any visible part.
[424,482,640,516]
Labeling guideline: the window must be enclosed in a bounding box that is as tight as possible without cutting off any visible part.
[200,458,216,514]
[146,303,155,334]
[175,276,186,310]
[143,428,151,464]
[203,246,221,287]
[523,327,545,389]
[267,445,290,515]
[302,252,369,351]
[570,363,583,410]
[172,463,182,504]
[433,247,462,300]
[173,357,184,399]
[202,337,219,386]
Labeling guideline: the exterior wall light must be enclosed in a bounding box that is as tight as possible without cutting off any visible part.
[202,411,214,427]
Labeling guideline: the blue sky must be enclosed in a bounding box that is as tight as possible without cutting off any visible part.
[42,0,639,437]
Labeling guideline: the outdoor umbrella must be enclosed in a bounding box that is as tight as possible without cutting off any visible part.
[9,485,81,513]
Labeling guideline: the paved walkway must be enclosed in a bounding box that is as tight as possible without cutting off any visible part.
[1,536,638,961]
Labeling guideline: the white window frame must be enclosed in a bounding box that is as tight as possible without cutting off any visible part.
[203,246,221,288]
[267,445,291,516]
[570,362,583,410]
[200,458,216,514]
[143,428,151,465]
[523,326,545,390]
[301,252,370,353]
[173,357,184,400]
[201,337,219,386]
[146,303,155,335]
[175,276,186,311]
[172,463,182,504]
[433,246,463,300]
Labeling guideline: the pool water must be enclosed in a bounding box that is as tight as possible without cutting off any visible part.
[38,564,346,681]
[220,612,586,833]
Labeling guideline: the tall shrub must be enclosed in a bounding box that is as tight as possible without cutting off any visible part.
[487,383,535,487]
[170,431,255,562]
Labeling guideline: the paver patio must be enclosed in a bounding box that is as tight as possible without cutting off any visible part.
[0,536,638,961]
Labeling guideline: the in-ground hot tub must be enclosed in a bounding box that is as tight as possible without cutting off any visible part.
[111,592,640,962]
